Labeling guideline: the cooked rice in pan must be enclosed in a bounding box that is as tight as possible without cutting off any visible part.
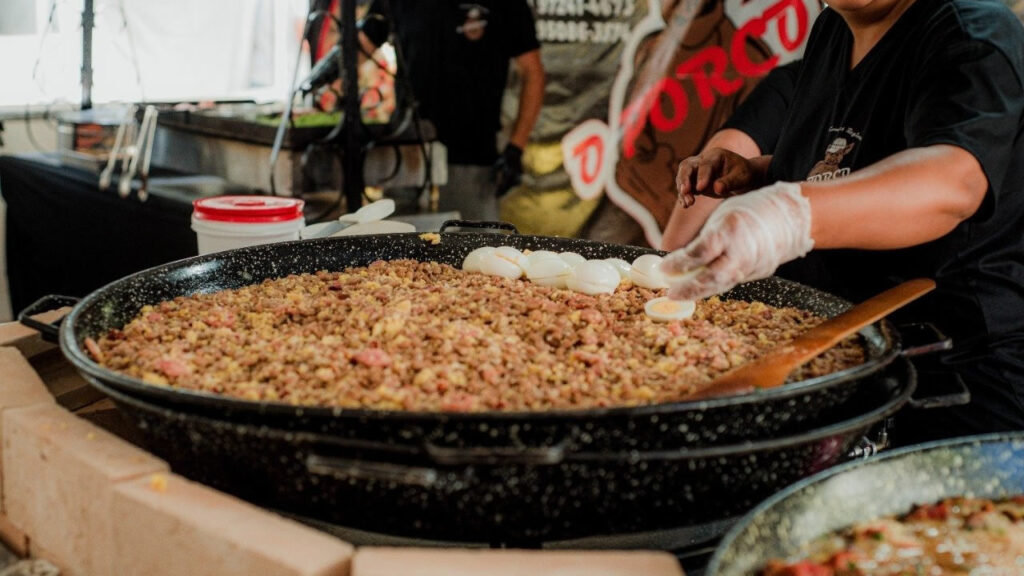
[87,259,866,412]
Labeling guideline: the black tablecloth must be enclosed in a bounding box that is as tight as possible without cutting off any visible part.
[1,153,250,315]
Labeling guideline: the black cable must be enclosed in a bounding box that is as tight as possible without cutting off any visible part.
[268,87,300,196]
[23,106,47,153]
[306,0,433,211]
[298,3,365,218]
[299,142,346,223]
[411,97,433,194]
[114,0,146,102]
[357,44,393,76]
[23,0,60,153]
[339,0,433,198]
[377,144,404,183]
[382,7,433,195]
[29,0,59,88]
[269,6,332,196]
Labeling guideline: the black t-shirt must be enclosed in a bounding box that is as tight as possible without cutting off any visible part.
[764,0,1024,438]
[385,0,540,165]
[721,59,802,155]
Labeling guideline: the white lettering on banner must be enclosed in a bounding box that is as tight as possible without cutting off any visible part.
[536,19,632,43]
[531,0,635,18]
[558,0,819,248]
[530,0,635,44]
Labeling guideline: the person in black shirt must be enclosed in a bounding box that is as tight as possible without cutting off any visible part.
[360,1,544,220]
[662,60,801,250]
[664,0,1024,444]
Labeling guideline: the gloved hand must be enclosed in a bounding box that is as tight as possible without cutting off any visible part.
[493,144,524,197]
[660,182,814,301]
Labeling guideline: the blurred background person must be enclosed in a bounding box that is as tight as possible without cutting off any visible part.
[347,0,545,219]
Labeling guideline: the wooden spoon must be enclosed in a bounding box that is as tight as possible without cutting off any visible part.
[687,278,936,401]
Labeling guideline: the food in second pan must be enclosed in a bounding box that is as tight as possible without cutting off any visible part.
[761,495,1024,576]
[85,259,865,411]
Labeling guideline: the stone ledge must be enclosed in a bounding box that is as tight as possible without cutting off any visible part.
[112,473,353,576]
[0,347,57,515]
[352,547,685,576]
[0,514,28,558]
[0,317,357,575]
[2,403,169,576]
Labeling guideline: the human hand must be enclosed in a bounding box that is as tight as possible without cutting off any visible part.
[494,144,524,197]
[675,148,762,208]
[660,182,814,301]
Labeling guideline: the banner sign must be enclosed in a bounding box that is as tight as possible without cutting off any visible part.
[539,0,820,247]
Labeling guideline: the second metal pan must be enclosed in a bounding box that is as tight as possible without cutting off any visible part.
[84,355,917,543]
[707,432,1024,576]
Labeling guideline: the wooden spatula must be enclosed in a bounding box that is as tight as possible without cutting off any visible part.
[686,278,936,401]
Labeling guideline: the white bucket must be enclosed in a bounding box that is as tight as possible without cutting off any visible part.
[191,196,306,255]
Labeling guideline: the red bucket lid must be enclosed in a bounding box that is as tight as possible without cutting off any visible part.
[193,196,305,223]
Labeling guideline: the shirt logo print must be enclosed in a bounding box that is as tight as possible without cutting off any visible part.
[807,136,856,181]
[457,4,489,41]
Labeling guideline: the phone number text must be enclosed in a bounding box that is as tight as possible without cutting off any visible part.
[536,19,632,44]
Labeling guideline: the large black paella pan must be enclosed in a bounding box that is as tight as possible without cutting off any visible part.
[20,223,958,540]
[34,223,921,451]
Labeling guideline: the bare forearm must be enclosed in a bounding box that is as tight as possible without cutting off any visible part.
[661,129,760,249]
[804,145,987,249]
[704,128,760,158]
[662,197,720,250]
[509,50,545,149]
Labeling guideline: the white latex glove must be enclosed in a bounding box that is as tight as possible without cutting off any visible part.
[659,181,814,301]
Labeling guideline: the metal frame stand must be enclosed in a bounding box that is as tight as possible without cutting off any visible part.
[339,0,365,212]
[81,0,94,110]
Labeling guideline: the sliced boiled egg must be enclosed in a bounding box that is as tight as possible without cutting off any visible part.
[494,246,527,267]
[630,254,669,289]
[479,247,526,279]
[604,258,632,284]
[559,252,587,266]
[644,297,697,322]
[566,260,620,295]
[527,256,572,287]
[602,258,626,278]
[463,246,496,273]
[524,250,560,272]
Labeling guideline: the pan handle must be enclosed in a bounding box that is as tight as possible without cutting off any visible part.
[439,220,520,234]
[423,440,568,466]
[907,371,970,410]
[897,322,952,357]
[17,295,81,343]
[895,322,970,409]
[305,454,472,488]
